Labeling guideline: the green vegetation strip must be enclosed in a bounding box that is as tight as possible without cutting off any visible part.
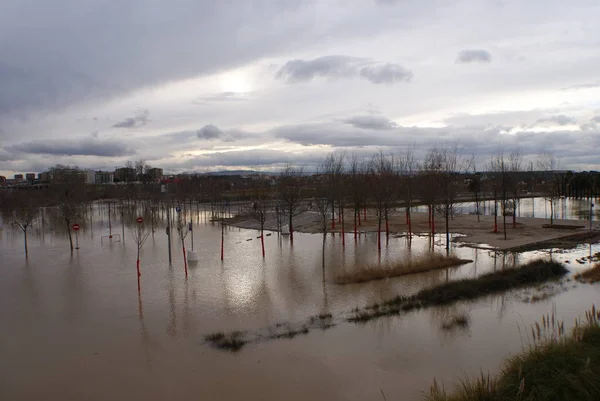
[349,259,568,323]
[424,306,600,401]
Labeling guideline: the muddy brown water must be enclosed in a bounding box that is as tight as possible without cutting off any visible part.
[0,203,598,401]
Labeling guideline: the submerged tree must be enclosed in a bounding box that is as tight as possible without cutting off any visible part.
[247,176,272,258]
[49,165,87,251]
[368,151,397,252]
[348,153,368,240]
[537,151,560,224]
[489,150,510,240]
[132,218,152,292]
[12,198,39,258]
[468,154,482,222]
[278,164,305,243]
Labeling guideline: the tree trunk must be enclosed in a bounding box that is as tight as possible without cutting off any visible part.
[431,205,435,237]
[445,204,450,251]
[260,223,265,258]
[289,211,294,243]
[331,201,335,230]
[67,221,74,250]
[354,208,357,240]
[220,223,224,261]
[503,202,507,240]
[24,228,28,257]
[377,216,382,253]
[385,210,389,237]
[137,246,141,292]
[341,206,345,248]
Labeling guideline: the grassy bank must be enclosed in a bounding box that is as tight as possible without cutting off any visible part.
[576,263,600,283]
[348,259,568,323]
[334,253,472,284]
[424,306,600,401]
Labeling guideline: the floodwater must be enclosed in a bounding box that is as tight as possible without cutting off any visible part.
[0,200,599,401]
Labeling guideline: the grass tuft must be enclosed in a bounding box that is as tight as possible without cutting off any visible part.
[205,330,247,352]
[575,263,600,283]
[424,305,600,401]
[334,253,473,284]
[351,259,567,324]
[441,314,471,331]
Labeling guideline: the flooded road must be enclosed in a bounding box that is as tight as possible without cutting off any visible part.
[1,201,598,400]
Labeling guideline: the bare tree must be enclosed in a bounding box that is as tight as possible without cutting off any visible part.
[537,151,560,224]
[509,149,523,228]
[49,165,87,251]
[176,206,190,277]
[399,148,418,236]
[348,154,368,240]
[468,154,482,222]
[12,199,39,258]
[368,151,397,252]
[247,176,272,258]
[489,150,510,240]
[277,164,305,243]
[132,218,151,291]
[313,166,332,270]
[424,145,465,251]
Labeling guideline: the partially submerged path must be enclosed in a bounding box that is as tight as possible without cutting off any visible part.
[226,211,600,251]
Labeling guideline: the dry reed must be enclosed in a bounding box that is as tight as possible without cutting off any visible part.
[335,253,472,284]
[575,263,600,283]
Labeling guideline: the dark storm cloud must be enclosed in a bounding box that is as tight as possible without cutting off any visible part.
[197,124,223,140]
[343,115,397,130]
[270,120,596,160]
[276,56,412,84]
[112,110,149,128]
[8,138,135,157]
[0,1,309,118]
[276,56,363,83]
[174,149,325,170]
[456,49,492,63]
[359,64,413,84]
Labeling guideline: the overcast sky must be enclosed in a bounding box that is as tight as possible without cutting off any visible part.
[1,0,600,176]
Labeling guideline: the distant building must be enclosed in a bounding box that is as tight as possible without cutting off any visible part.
[14,174,23,181]
[147,168,163,181]
[0,176,6,185]
[25,173,36,182]
[83,170,96,184]
[114,167,136,182]
[95,171,114,184]
[38,172,51,181]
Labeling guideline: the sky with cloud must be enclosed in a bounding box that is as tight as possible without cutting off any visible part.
[1,0,599,176]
